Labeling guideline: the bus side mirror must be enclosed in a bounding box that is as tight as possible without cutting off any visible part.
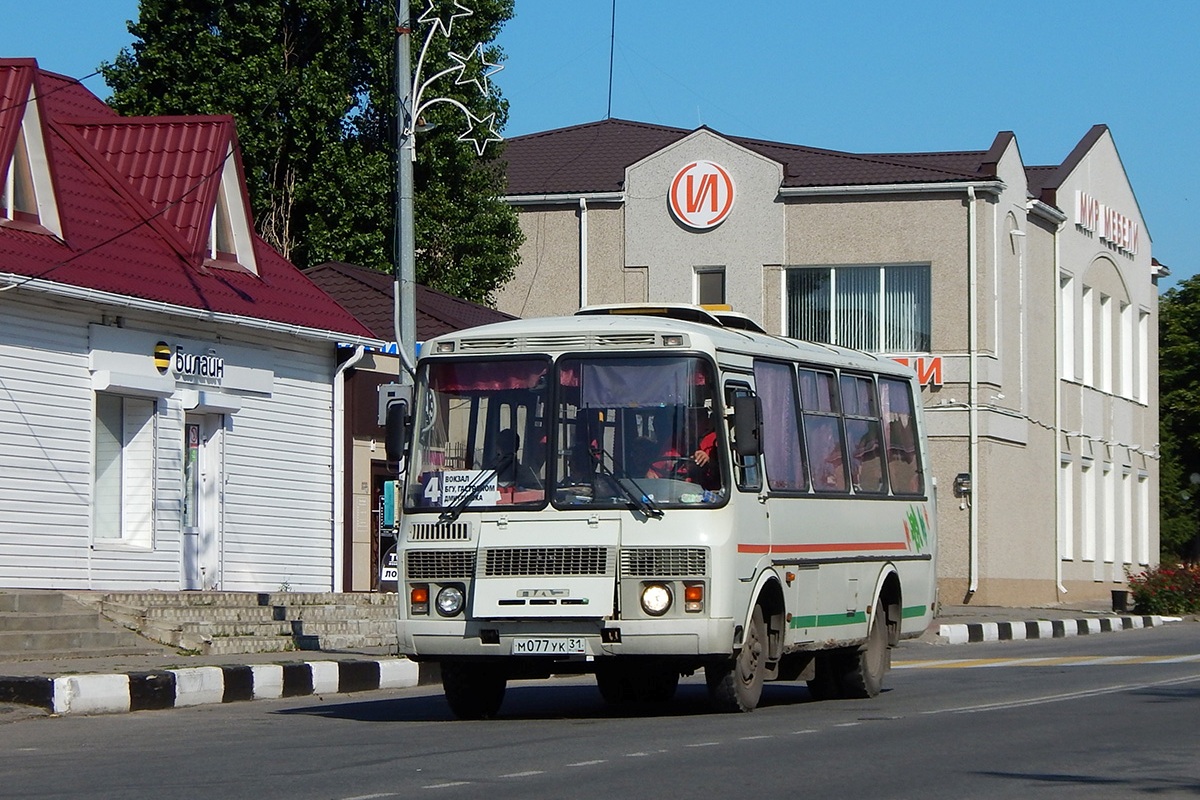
[384,399,409,464]
[732,395,762,457]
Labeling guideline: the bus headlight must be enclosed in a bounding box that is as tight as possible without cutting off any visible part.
[435,585,465,617]
[640,583,672,616]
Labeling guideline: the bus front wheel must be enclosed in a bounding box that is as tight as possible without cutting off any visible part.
[837,606,890,699]
[707,605,767,712]
[441,661,507,720]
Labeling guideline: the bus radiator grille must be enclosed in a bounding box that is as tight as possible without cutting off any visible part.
[620,548,708,578]
[408,522,471,542]
[405,550,477,580]
[483,547,612,577]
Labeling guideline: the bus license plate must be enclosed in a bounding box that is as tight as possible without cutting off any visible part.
[511,637,586,655]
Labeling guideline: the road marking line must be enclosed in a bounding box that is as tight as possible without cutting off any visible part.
[500,771,544,778]
[422,782,471,790]
[343,794,399,800]
[685,742,720,748]
[895,654,1200,669]
[566,760,607,767]
[740,735,773,740]
[923,674,1200,716]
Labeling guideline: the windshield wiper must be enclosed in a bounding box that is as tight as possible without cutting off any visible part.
[589,445,663,519]
[437,457,509,523]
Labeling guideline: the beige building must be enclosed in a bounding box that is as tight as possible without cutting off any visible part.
[497,119,1162,606]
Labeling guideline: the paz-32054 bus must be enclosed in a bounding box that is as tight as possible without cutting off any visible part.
[388,304,937,718]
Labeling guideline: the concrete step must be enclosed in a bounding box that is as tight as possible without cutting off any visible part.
[202,635,313,656]
[0,645,170,665]
[0,629,151,653]
[0,611,99,632]
[138,606,285,623]
[0,592,68,613]
[63,591,401,656]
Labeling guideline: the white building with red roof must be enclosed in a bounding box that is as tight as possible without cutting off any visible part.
[0,59,382,592]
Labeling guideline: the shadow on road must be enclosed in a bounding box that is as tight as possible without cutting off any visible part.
[273,678,843,723]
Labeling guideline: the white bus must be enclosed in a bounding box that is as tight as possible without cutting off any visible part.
[388,304,937,718]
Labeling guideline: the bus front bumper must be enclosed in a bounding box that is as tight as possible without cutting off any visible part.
[399,616,736,659]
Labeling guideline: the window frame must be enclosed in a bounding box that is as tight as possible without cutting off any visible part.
[785,264,932,353]
[93,393,157,550]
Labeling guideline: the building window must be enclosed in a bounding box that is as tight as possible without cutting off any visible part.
[1137,310,1149,403]
[1119,301,1133,399]
[1081,286,1094,386]
[94,394,156,548]
[1137,472,1150,565]
[2,130,39,224]
[202,145,259,275]
[1059,273,1074,381]
[786,265,930,353]
[695,267,725,306]
[1081,458,1095,562]
[1099,294,1112,394]
[1059,455,1074,561]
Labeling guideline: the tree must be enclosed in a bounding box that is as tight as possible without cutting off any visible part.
[1158,275,1200,561]
[100,0,522,305]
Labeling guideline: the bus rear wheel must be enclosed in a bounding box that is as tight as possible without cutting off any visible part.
[441,661,507,719]
[707,605,767,712]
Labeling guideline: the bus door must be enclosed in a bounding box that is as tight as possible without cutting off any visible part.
[725,381,770,581]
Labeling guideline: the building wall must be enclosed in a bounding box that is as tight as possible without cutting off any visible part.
[1054,131,1158,597]
[0,292,339,592]
[626,130,785,320]
[501,126,1159,606]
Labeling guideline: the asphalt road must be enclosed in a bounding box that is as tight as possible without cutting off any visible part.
[3,624,1198,800]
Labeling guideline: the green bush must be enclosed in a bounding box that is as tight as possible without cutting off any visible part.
[1126,562,1200,615]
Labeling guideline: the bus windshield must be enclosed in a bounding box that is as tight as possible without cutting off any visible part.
[554,355,725,509]
[404,354,727,513]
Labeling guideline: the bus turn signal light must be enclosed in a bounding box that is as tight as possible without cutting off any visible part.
[411,585,429,615]
[684,584,704,612]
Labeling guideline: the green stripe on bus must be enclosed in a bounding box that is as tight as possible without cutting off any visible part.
[789,605,928,630]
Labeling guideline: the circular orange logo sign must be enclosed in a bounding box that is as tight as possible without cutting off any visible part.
[669,161,735,229]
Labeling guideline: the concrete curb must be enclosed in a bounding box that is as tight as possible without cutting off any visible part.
[937,614,1168,645]
[0,658,422,716]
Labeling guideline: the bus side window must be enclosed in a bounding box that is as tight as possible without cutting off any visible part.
[725,383,761,492]
[799,369,847,494]
[880,377,924,495]
[841,374,886,495]
[752,361,807,493]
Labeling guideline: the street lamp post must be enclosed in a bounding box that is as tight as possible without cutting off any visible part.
[392,0,503,376]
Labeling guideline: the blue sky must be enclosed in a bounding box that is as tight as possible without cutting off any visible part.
[4,1,1197,289]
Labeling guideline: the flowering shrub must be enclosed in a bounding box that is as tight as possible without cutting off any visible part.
[1125,562,1200,615]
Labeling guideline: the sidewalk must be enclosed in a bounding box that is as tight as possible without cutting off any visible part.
[0,602,1184,718]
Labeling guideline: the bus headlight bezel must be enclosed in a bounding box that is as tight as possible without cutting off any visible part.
[640,583,673,616]
[435,584,466,617]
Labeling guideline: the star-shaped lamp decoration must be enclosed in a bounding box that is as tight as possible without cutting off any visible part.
[416,0,473,38]
[448,43,504,96]
[458,112,503,155]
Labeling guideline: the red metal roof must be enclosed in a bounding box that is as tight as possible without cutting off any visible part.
[0,60,373,339]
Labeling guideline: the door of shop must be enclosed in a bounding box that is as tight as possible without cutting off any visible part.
[182,415,223,589]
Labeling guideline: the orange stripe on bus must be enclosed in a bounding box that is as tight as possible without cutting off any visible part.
[738,542,909,554]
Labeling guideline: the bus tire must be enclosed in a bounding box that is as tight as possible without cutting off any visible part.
[707,605,767,712]
[838,605,889,699]
[441,661,506,719]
